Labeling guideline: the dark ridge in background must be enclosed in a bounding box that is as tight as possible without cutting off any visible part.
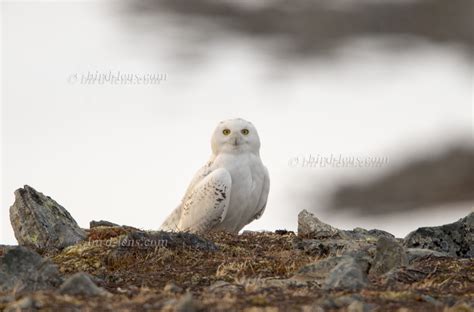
[329,146,474,215]
[127,0,473,59]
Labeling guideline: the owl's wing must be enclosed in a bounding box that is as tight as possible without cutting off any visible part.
[251,166,270,221]
[178,168,232,233]
[160,161,215,231]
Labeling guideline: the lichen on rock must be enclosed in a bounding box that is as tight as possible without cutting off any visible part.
[0,246,63,293]
[404,212,474,258]
[9,185,87,252]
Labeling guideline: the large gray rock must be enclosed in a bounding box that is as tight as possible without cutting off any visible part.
[295,253,371,290]
[58,272,110,296]
[323,256,368,290]
[406,248,450,263]
[294,237,377,259]
[0,245,15,257]
[346,228,395,240]
[370,237,408,275]
[296,210,396,258]
[0,246,63,293]
[293,256,344,284]
[9,185,87,252]
[404,212,473,258]
[298,210,346,239]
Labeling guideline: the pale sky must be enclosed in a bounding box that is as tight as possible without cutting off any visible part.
[1,1,473,245]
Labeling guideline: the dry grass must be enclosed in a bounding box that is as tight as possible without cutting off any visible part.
[1,227,472,311]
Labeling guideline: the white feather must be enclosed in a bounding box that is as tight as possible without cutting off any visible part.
[160,118,270,233]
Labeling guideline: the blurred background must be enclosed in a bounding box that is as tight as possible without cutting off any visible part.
[1,0,473,244]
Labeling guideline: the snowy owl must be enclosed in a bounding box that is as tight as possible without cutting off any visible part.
[160,118,270,234]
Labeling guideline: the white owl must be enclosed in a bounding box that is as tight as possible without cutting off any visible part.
[160,118,270,234]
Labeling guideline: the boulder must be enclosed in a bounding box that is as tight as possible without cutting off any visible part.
[295,253,371,290]
[298,210,346,239]
[58,272,110,296]
[293,256,344,284]
[294,237,376,258]
[9,185,87,252]
[347,228,395,240]
[0,245,15,257]
[322,256,368,290]
[296,210,396,258]
[0,246,62,293]
[404,212,473,258]
[370,237,408,275]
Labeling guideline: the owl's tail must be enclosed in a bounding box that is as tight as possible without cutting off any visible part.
[159,205,181,232]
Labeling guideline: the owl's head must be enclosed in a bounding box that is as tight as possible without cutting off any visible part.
[211,118,261,155]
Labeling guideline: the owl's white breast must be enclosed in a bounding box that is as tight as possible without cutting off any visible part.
[211,152,266,232]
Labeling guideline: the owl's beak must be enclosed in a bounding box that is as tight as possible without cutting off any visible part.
[232,136,242,146]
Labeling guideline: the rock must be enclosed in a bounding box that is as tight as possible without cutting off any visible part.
[298,210,346,239]
[348,228,395,240]
[9,185,87,252]
[295,210,396,258]
[293,256,344,283]
[294,237,376,258]
[275,229,295,235]
[106,230,218,267]
[4,297,36,312]
[295,254,370,291]
[117,230,218,251]
[404,212,473,258]
[0,246,62,293]
[370,237,408,275]
[90,220,119,228]
[0,245,15,257]
[175,293,196,312]
[242,230,273,235]
[58,272,110,296]
[323,256,368,290]
[406,248,450,263]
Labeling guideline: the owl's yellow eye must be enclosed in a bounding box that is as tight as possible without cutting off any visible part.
[241,129,249,135]
[222,129,231,135]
